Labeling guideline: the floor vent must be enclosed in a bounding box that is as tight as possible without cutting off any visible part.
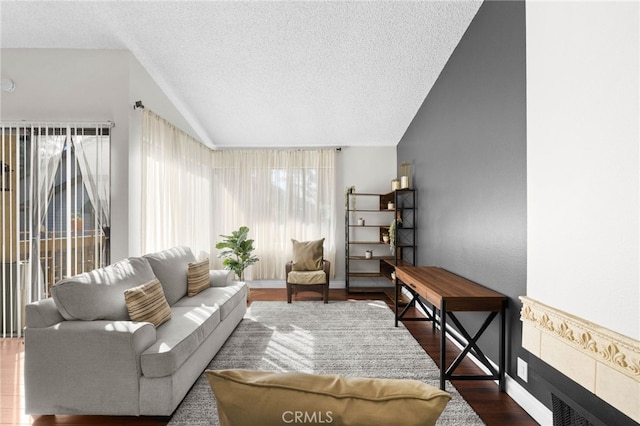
[552,393,594,426]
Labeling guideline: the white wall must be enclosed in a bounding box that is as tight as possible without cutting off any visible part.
[1,49,131,261]
[1,48,202,261]
[527,2,639,339]
[332,146,397,283]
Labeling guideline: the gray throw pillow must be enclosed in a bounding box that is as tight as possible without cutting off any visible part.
[144,246,196,305]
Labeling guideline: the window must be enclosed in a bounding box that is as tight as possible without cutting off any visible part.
[1,123,111,337]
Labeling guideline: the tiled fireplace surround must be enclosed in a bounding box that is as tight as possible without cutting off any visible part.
[520,296,640,423]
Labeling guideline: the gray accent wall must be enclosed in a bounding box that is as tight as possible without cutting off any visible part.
[397,0,527,393]
[398,2,637,424]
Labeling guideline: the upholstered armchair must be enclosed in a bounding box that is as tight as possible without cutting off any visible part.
[286,239,330,303]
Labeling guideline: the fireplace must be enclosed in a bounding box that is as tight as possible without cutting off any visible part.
[520,296,640,424]
[551,393,597,426]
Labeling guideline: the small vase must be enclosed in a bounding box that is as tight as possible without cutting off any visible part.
[358,218,365,226]
[400,176,409,189]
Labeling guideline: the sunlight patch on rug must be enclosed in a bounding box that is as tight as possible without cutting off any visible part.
[168,300,485,425]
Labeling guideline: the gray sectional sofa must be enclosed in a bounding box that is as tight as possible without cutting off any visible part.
[24,246,247,416]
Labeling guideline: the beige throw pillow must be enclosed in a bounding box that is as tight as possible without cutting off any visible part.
[124,278,172,327]
[187,258,210,296]
[205,369,451,426]
[291,238,324,271]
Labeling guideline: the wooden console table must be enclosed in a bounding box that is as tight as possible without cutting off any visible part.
[394,266,507,391]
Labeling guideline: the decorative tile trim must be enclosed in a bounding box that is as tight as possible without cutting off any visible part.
[519,296,640,382]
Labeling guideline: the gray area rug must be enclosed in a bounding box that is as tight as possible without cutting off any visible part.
[168,300,484,425]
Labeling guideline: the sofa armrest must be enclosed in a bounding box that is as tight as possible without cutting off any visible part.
[209,269,234,287]
[25,320,156,415]
[25,298,64,328]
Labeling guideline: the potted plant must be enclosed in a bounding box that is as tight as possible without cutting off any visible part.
[389,218,402,253]
[215,226,259,281]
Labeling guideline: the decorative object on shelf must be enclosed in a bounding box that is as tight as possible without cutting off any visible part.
[391,179,400,191]
[382,234,389,243]
[400,175,409,189]
[400,162,412,189]
[215,225,259,280]
[389,218,402,253]
[358,218,365,226]
[388,201,394,210]
[365,250,373,259]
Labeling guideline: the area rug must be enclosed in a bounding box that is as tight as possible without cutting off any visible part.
[168,300,484,425]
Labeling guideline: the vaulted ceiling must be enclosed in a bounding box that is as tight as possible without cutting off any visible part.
[1,1,482,148]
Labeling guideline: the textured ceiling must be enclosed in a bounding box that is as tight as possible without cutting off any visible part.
[1,1,482,148]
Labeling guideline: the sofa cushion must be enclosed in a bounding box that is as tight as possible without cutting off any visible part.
[172,282,247,320]
[205,369,451,426]
[144,246,196,305]
[291,239,324,271]
[187,259,210,297]
[140,306,221,378]
[124,278,172,327]
[51,256,156,321]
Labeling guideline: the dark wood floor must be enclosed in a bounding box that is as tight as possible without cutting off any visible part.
[1,288,537,425]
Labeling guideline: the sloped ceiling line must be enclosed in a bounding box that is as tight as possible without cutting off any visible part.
[1,1,482,148]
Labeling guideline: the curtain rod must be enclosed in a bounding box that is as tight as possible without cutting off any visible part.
[0,121,114,128]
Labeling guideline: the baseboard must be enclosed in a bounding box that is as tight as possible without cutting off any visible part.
[405,287,552,425]
[246,280,285,289]
[505,374,553,425]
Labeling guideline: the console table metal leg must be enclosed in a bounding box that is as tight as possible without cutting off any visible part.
[433,306,437,332]
[439,300,447,390]
[394,279,400,327]
[499,301,506,392]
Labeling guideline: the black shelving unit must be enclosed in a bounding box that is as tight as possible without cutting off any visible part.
[345,189,416,293]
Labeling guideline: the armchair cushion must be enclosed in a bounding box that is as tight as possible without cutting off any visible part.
[205,369,451,426]
[287,270,327,285]
[291,238,324,271]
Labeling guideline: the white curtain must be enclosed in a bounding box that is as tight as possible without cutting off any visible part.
[30,130,66,300]
[210,149,337,280]
[140,109,337,280]
[73,131,110,264]
[141,109,212,258]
